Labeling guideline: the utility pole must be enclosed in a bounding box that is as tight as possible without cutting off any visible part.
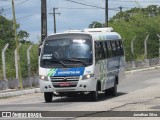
[119,6,123,20]
[41,0,47,42]
[49,8,60,33]
[144,35,150,66]
[144,35,149,59]
[157,34,160,64]
[119,6,123,12]
[131,36,136,68]
[11,0,23,89]
[131,36,136,58]
[105,0,108,27]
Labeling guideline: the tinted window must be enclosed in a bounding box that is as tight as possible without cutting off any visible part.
[111,41,117,56]
[41,38,92,68]
[95,42,101,61]
[106,41,112,58]
[99,42,105,59]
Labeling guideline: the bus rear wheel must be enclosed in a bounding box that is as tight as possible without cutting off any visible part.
[105,80,117,96]
[110,81,117,96]
[44,92,53,103]
[90,85,98,101]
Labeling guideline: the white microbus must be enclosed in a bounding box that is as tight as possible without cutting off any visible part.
[39,28,125,102]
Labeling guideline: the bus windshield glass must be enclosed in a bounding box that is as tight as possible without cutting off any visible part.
[40,38,93,68]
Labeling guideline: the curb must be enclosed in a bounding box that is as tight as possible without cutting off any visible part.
[0,88,40,98]
[125,66,160,74]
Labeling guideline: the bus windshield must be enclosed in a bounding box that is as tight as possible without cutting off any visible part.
[40,38,93,68]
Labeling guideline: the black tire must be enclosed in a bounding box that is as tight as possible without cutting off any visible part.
[105,80,117,96]
[90,85,98,101]
[110,80,117,96]
[104,89,110,96]
[44,92,53,103]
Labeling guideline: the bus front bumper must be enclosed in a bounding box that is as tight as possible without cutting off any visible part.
[40,79,97,93]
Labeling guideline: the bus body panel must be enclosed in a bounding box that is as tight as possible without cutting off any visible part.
[94,56,125,92]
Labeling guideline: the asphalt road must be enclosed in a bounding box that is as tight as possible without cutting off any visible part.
[0,68,160,120]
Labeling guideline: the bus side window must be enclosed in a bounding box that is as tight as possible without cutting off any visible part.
[111,41,117,57]
[106,41,112,58]
[95,41,105,62]
[95,42,100,62]
[99,42,105,60]
[102,42,107,58]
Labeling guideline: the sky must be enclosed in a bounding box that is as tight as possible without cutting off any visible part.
[1,0,160,43]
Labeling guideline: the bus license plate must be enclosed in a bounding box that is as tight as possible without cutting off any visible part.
[59,82,70,87]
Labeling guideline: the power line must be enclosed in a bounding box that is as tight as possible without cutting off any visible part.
[63,0,104,9]
[17,6,124,21]
[8,0,159,22]
[58,6,129,11]
[17,12,40,20]
[3,0,29,11]
[80,0,104,8]
[59,7,104,9]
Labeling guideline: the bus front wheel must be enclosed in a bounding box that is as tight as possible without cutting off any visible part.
[44,92,53,103]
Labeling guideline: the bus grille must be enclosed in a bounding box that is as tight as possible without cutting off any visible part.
[50,76,79,88]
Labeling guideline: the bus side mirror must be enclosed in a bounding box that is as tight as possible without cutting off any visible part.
[39,43,42,56]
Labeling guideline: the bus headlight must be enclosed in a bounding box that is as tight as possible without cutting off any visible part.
[82,74,94,80]
[39,75,48,81]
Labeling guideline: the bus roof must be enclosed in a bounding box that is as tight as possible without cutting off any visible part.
[48,28,122,41]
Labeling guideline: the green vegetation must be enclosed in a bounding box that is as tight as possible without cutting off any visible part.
[89,5,160,61]
[0,9,38,80]
[1,5,160,79]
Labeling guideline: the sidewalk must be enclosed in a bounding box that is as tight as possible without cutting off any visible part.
[0,65,160,99]
[125,65,160,74]
[0,88,40,98]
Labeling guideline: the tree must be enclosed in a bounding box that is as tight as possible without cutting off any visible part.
[0,9,30,79]
[18,30,31,44]
[0,15,15,46]
[110,5,160,22]
[0,9,29,44]
[89,21,103,28]
[109,5,160,61]
[88,5,160,61]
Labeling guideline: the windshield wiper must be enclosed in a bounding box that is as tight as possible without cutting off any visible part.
[61,58,87,67]
[47,59,68,68]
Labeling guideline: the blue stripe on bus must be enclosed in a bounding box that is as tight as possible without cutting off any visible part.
[49,67,85,77]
